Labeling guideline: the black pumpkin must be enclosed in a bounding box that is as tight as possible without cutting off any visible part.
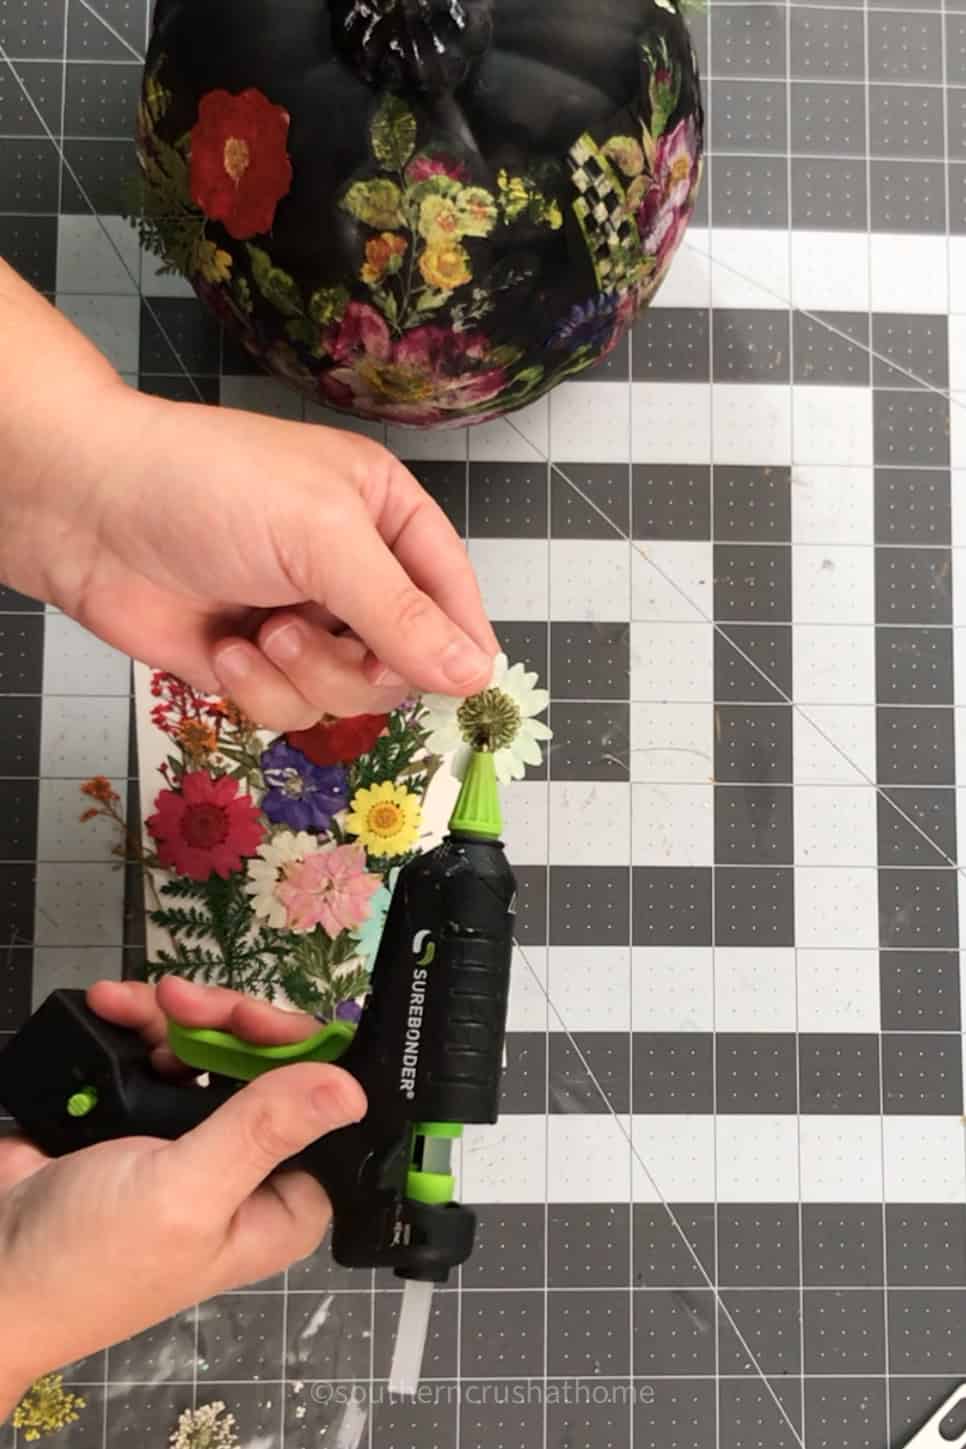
[133,0,704,427]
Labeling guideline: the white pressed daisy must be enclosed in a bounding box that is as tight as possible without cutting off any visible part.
[422,652,552,784]
[244,830,321,928]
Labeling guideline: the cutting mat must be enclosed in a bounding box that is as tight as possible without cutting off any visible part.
[0,1,964,1446]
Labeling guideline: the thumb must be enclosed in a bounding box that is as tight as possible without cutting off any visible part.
[0,1135,49,1192]
[161,1063,365,1216]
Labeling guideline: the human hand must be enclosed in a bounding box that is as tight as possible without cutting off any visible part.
[0,262,497,731]
[0,976,364,1405]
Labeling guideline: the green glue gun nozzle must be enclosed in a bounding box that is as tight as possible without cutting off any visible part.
[448,749,502,839]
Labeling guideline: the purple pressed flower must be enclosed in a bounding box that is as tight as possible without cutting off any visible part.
[259,739,348,833]
[548,293,620,352]
[335,999,364,1023]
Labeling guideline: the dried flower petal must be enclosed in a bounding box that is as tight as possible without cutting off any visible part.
[13,1374,85,1442]
[81,775,118,803]
[169,1400,239,1449]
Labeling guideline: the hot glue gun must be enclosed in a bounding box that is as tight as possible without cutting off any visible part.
[0,749,515,1391]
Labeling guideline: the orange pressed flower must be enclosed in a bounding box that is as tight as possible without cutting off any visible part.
[216,698,254,731]
[361,232,407,286]
[176,718,219,757]
[81,776,119,804]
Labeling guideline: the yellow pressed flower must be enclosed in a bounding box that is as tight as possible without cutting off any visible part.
[626,175,648,211]
[13,1375,86,1442]
[603,136,645,178]
[418,192,462,241]
[419,186,497,243]
[456,185,498,237]
[358,359,434,403]
[497,170,562,230]
[419,241,471,291]
[497,169,529,220]
[345,780,421,858]
[194,238,232,283]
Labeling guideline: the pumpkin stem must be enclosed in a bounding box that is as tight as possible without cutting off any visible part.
[331,0,493,96]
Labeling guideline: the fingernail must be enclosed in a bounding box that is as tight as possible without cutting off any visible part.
[215,644,252,679]
[313,1084,365,1125]
[371,665,406,688]
[263,622,303,664]
[441,637,490,687]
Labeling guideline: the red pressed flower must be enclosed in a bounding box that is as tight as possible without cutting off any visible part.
[147,772,264,881]
[287,713,390,767]
[189,88,293,241]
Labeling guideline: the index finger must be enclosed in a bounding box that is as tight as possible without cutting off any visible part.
[375,459,499,658]
[155,976,320,1046]
[88,977,319,1052]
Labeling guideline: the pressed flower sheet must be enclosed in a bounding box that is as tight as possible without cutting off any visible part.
[130,653,550,1020]
[133,661,459,1017]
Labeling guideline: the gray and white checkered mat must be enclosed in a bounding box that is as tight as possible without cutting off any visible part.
[1,1,964,1446]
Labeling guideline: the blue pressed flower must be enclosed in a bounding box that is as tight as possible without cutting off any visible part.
[548,293,620,352]
[350,866,400,971]
[259,740,348,833]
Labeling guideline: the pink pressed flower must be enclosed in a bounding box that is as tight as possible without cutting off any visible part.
[326,302,392,365]
[405,153,469,185]
[277,842,381,935]
[636,116,701,272]
[319,302,509,425]
[656,116,700,211]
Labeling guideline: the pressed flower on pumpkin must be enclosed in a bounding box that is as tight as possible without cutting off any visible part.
[345,780,421,858]
[405,153,469,185]
[495,169,563,230]
[603,136,645,179]
[548,293,624,354]
[194,237,233,284]
[190,88,293,241]
[416,182,498,244]
[338,96,564,353]
[635,121,700,274]
[419,242,471,291]
[277,842,381,935]
[148,772,264,881]
[361,232,407,285]
[319,301,513,425]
